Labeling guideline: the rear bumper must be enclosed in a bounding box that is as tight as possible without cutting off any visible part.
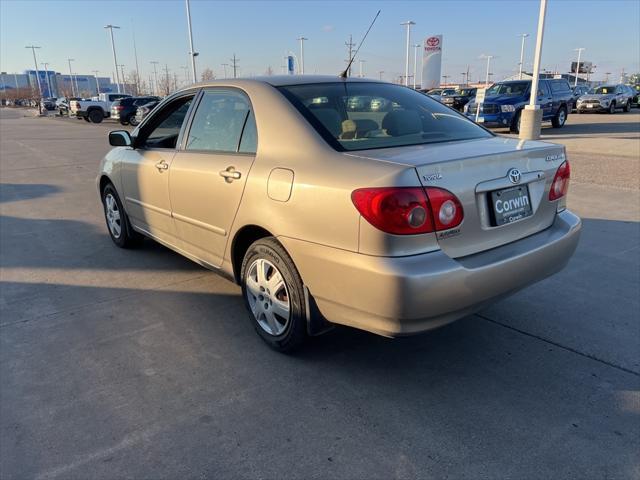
[280,210,581,337]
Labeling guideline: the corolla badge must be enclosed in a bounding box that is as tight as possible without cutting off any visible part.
[508,168,521,184]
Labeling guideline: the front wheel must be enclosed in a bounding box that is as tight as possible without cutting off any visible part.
[102,184,143,248]
[509,110,521,134]
[552,106,567,128]
[608,102,616,114]
[241,237,307,352]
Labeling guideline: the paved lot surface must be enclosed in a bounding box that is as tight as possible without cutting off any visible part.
[1,107,639,479]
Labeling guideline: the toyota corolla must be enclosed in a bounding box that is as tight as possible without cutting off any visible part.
[98,76,581,352]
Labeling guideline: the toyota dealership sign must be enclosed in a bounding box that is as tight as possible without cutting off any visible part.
[422,35,443,90]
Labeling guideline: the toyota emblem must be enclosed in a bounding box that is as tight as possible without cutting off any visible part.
[508,168,521,184]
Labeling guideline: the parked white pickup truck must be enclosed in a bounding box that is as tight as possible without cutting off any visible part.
[70,93,131,123]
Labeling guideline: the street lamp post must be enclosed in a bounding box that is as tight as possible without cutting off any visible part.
[483,55,494,85]
[401,21,415,86]
[185,0,198,83]
[104,24,122,93]
[573,47,585,87]
[518,33,529,80]
[67,58,76,97]
[297,36,308,74]
[358,59,366,78]
[221,63,229,79]
[41,62,53,97]
[520,0,548,140]
[92,70,100,94]
[119,64,126,94]
[150,61,159,95]
[25,45,43,113]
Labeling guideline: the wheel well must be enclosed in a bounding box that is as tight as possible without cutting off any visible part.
[99,175,111,196]
[231,225,273,284]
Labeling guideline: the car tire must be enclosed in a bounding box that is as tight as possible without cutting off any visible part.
[119,119,129,126]
[608,102,616,114]
[509,110,521,134]
[101,183,143,248]
[623,101,631,112]
[83,117,91,122]
[129,115,139,126]
[552,106,567,128]
[240,237,307,352]
[89,109,103,123]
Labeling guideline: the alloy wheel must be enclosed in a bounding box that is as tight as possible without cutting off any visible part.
[104,193,122,239]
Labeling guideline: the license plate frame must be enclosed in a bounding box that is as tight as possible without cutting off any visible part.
[490,185,533,226]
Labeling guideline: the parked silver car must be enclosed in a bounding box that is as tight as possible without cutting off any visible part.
[576,84,633,113]
[98,76,581,351]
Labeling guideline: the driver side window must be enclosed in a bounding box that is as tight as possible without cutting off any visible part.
[139,95,194,149]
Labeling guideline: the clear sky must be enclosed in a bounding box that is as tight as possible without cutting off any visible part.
[1,0,639,84]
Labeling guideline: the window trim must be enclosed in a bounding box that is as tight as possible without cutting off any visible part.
[178,86,258,156]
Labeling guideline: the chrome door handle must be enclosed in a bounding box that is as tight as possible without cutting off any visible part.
[155,160,169,171]
[219,166,241,182]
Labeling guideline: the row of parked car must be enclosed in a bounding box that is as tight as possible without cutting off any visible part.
[52,93,161,125]
[421,80,638,134]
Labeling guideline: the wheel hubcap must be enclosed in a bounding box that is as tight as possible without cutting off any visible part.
[559,111,565,124]
[245,258,290,336]
[104,193,122,238]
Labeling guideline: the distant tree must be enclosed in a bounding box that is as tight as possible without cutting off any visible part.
[201,68,215,81]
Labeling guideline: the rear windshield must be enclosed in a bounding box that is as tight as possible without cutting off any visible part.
[486,82,529,95]
[278,82,491,152]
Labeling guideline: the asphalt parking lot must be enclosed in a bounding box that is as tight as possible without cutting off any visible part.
[1,107,639,479]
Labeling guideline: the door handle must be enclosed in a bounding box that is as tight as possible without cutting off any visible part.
[219,166,242,183]
[155,160,169,172]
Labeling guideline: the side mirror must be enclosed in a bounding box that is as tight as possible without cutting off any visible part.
[109,130,132,147]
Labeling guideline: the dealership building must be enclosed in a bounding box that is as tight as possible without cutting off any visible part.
[0,70,121,97]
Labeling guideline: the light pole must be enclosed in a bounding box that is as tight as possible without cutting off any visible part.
[297,36,308,74]
[104,24,122,93]
[132,24,141,94]
[573,47,585,87]
[92,70,100,94]
[119,64,126,94]
[358,59,366,78]
[221,63,229,79]
[185,0,198,83]
[401,21,415,86]
[483,55,494,85]
[150,61,159,95]
[379,70,384,80]
[25,45,43,113]
[461,72,466,86]
[413,43,420,89]
[520,0,548,140]
[442,74,450,86]
[40,62,52,97]
[517,33,529,80]
[67,58,76,97]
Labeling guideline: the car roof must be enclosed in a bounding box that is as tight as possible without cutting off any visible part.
[190,75,384,89]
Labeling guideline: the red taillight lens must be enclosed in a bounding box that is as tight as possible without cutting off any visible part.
[351,186,463,235]
[549,160,570,201]
[114,105,124,111]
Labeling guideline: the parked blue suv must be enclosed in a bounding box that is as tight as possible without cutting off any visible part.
[464,79,573,133]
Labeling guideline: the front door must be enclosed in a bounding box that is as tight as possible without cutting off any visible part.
[169,88,258,267]
[121,93,196,245]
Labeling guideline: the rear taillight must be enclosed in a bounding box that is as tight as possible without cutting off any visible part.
[351,186,463,235]
[114,105,124,111]
[549,160,570,201]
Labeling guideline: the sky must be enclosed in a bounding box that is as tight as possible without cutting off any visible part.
[1,0,639,85]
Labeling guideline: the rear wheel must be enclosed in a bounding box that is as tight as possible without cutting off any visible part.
[129,114,139,126]
[101,183,143,248]
[552,106,567,128]
[241,237,307,352]
[608,102,616,114]
[89,109,103,123]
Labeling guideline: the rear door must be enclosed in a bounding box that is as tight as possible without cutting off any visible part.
[537,81,553,119]
[120,92,197,245]
[168,88,258,267]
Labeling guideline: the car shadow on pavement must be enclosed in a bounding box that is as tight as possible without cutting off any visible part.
[0,183,62,203]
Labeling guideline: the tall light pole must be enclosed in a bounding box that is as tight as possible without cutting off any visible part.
[185,0,198,82]
[483,55,494,85]
[573,47,585,87]
[104,24,122,93]
[40,62,52,97]
[520,0,548,140]
[25,45,43,112]
[297,36,308,74]
[358,59,366,78]
[150,61,159,95]
[442,74,450,86]
[67,58,76,97]
[221,63,229,79]
[401,21,415,86]
[92,70,100,94]
[518,33,529,80]
[119,64,126,94]
[131,24,141,94]
[410,43,419,88]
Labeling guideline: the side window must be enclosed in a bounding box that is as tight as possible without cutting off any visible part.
[185,89,253,153]
[538,82,550,97]
[239,110,257,154]
[140,95,194,149]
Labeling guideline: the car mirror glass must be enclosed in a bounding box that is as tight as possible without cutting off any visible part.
[109,130,132,147]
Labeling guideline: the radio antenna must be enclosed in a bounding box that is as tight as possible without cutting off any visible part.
[339,10,381,78]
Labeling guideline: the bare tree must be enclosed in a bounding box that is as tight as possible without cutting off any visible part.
[200,68,215,81]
